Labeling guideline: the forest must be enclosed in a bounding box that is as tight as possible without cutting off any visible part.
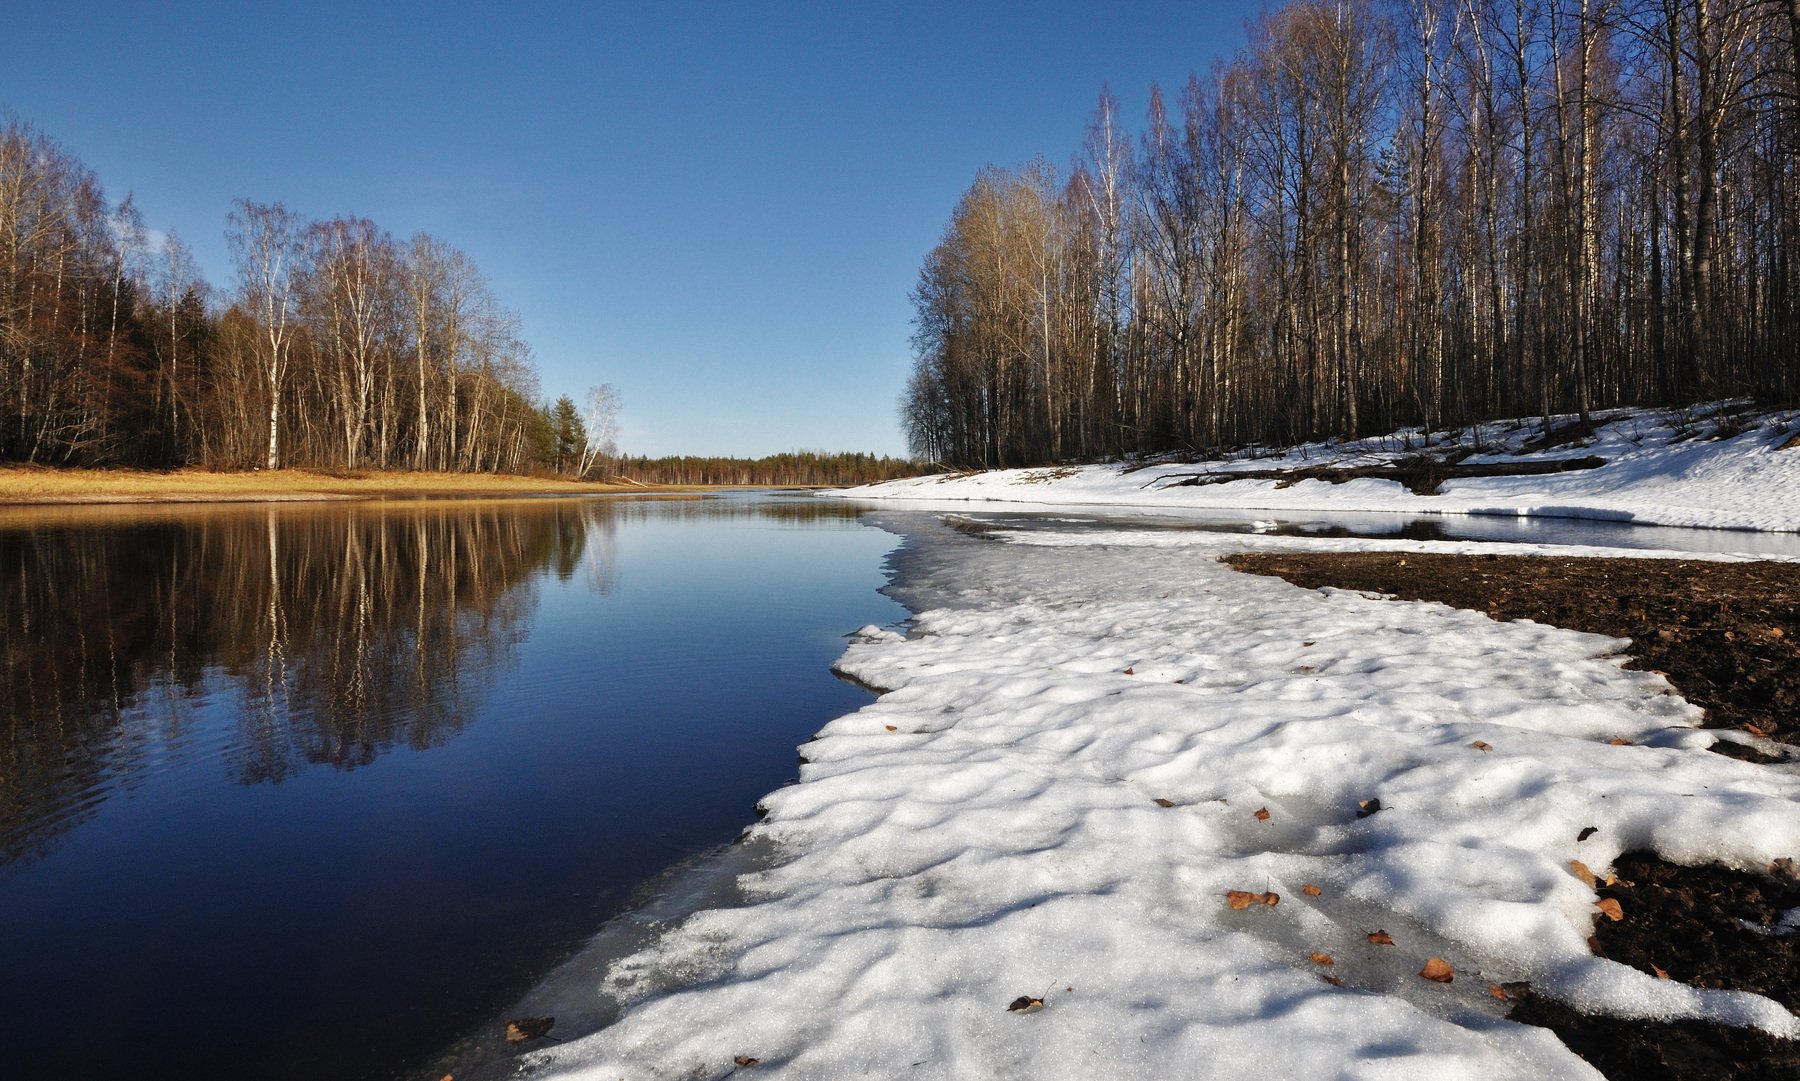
[0,120,603,473]
[612,451,924,487]
[902,0,1800,466]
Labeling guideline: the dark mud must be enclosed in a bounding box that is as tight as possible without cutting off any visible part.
[1226,552,1800,1080]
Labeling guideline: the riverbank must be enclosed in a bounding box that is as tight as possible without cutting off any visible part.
[848,402,1800,533]
[0,465,692,505]
[517,511,1799,1081]
[494,408,1800,1081]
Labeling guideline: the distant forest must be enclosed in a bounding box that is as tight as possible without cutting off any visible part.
[903,0,1800,466]
[611,452,924,487]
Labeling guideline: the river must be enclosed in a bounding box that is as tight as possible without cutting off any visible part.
[0,493,903,1081]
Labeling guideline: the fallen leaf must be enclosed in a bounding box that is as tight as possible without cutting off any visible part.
[1652,964,1671,980]
[1568,859,1597,887]
[505,1016,555,1045]
[1322,974,1345,987]
[1419,957,1455,983]
[1744,724,1770,739]
[1594,898,1624,921]
[1587,935,1605,956]
[734,1056,761,1067]
[1254,807,1272,822]
[1123,667,1135,675]
[1607,737,1633,746]
[1226,889,1280,909]
[1488,984,1509,1001]
[1006,996,1045,1013]
[1153,798,1176,808]
[1309,952,1335,966]
[1771,626,1785,639]
[1302,883,1323,897]
[1603,871,1617,887]
[1577,826,1599,842]
[1303,640,1316,647]
[1356,798,1383,818]
[1367,930,1394,945]
[1470,740,1493,752]
[884,725,897,731]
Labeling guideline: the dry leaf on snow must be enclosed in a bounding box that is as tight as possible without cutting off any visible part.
[1309,952,1334,966]
[1470,740,1493,752]
[1254,807,1272,821]
[1226,890,1280,909]
[1569,859,1597,887]
[1302,883,1323,897]
[1006,996,1046,1013]
[1153,798,1176,808]
[1419,957,1455,983]
[734,1056,761,1067]
[1367,930,1395,945]
[1594,898,1624,921]
[504,1016,554,1044]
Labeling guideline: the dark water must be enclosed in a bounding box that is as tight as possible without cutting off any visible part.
[0,493,902,1081]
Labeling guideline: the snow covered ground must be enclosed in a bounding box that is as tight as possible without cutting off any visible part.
[528,406,1800,1080]
[839,404,1800,534]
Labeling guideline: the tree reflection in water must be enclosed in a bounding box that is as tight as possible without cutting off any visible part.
[0,498,633,863]
[0,493,865,866]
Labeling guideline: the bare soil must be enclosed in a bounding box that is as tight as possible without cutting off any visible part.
[1226,551,1800,1080]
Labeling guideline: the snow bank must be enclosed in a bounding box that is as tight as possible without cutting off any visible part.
[532,517,1800,1080]
[838,405,1800,534]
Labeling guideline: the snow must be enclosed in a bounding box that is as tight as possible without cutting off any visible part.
[837,404,1800,534]
[528,406,1800,1079]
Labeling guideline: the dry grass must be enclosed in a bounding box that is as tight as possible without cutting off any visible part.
[0,466,687,505]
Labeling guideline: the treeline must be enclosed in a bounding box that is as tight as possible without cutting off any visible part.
[613,451,927,487]
[903,0,1800,466]
[1,119,559,472]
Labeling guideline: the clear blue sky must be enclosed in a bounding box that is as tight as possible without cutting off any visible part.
[6,2,1257,457]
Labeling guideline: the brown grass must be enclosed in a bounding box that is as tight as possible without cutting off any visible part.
[0,466,696,505]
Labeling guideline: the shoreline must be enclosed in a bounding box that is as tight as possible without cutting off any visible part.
[0,465,783,506]
[525,510,1800,1080]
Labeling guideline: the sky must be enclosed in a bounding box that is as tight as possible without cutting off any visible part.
[5,2,1259,458]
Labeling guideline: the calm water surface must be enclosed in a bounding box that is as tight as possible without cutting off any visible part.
[0,493,903,1081]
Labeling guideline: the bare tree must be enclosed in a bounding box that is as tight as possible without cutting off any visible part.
[578,383,620,477]
[227,200,303,470]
